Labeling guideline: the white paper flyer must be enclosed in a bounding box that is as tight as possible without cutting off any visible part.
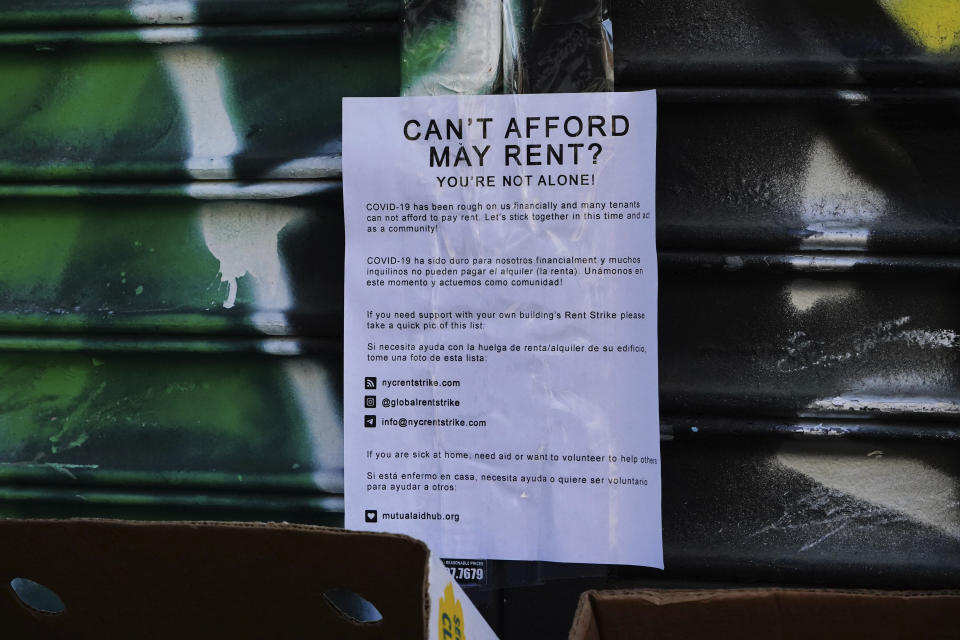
[343,91,661,568]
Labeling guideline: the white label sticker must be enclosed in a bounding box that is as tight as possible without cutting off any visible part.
[343,91,661,568]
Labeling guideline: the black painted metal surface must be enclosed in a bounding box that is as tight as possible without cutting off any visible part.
[615,0,960,86]
[473,3,960,636]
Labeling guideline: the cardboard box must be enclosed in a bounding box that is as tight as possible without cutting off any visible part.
[0,519,497,639]
[569,588,960,639]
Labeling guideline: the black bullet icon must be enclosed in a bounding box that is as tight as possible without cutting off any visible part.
[365,509,378,523]
[364,415,376,428]
[365,376,377,389]
[364,395,377,408]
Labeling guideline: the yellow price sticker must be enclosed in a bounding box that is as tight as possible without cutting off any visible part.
[438,582,465,640]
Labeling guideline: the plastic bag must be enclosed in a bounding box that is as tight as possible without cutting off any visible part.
[503,0,613,93]
[402,0,503,96]
[403,0,612,96]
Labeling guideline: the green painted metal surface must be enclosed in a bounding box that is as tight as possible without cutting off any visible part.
[0,339,344,516]
[0,24,397,181]
[0,1,398,28]
[0,485,345,524]
[0,185,343,335]
[0,182,348,520]
[0,339,342,483]
[0,6,396,520]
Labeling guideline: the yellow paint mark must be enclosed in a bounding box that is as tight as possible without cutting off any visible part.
[880,0,960,52]
[438,582,465,640]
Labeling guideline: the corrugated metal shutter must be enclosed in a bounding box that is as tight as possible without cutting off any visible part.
[0,1,401,521]
[497,2,960,636]
[1,2,958,636]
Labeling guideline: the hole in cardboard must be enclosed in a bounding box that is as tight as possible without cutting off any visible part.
[323,588,383,623]
[10,578,66,615]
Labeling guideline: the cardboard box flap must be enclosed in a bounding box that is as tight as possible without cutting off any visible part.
[1,519,431,639]
[570,588,960,640]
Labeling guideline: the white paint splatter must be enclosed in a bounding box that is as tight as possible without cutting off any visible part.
[262,156,344,180]
[799,136,886,252]
[786,279,856,313]
[856,369,952,394]
[186,181,333,200]
[805,395,960,416]
[778,442,960,540]
[130,0,196,24]
[248,311,294,336]
[159,46,239,179]
[747,479,905,550]
[777,316,959,373]
[259,339,302,356]
[799,223,870,249]
[837,90,869,104]
[283,360,344,493]
[723,256,744,270]
[899,328,960,349]
[200,202,306,319]
[137,26,202,44]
